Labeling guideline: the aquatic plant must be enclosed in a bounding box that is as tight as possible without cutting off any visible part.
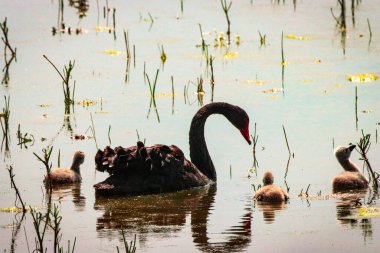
[0,17,17,58]
[220,0,232,45]
[282,125,292,157]
[171,76,175,114]
[258,31,266,46]
[117,231,136,253]
[281,31,285,65]
[43,55,76,112]
[209,55,215,102]
[146,69,160,122]
[251,122,259,169]
[158,44,167,64]
[7,165,27,213]
[16,124,35,149]
[198,23,207,53]
[31,203,76,253]
[124,30,131,59]
[356,131,379,190]
[33,146,54,183]
[90,112,99,150]
[196,76,204,106]
[1,95,10,150]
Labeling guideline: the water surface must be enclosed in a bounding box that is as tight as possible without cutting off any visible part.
[0,0,379,252]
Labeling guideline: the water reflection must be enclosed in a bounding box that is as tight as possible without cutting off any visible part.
[68,0,89,19]
[255,202,287,224]
[331,0,347,55]
[51,183,86,211]
[94,185,252,252]
[335,190,373,241]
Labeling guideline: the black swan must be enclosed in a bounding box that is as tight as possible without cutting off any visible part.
[94,102,251,195]
[332,145,368,191]
[46,151,85,184]
[254,171,289,202]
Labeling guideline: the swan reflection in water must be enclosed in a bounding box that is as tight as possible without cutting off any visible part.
[254,202,287,224]
[334,190,373,240]
[94,185,252,252]
[49,183,86,211]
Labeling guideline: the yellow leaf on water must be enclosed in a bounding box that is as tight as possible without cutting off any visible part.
[244,79,272,85]
[262,88,284,93]
[0,206,34,213]
[224,51,239,60]
[77,99,97,107]
[285,34,312,40]
[348,73,378,83]
[357,206,380,218]
[94,26,114,32]
[102,50,123,55]
[38,104,50,107]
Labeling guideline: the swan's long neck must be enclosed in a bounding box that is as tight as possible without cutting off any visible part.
[71,158,82,175]
[189,103,234,181]
[338,158,360,172]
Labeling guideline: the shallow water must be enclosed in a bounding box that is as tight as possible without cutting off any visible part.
[0,0,379,252]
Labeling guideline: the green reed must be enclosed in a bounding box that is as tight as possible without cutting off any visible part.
[117,231,136,253]
[220,0,232,45]
[282,125,292,156]
[16,124,35,149]
[1,96,11,149]
[7,165,27,213]
[356,131,379,190]
[0,17,17,58]
[43,55,76,109]
[146,69,160,122]
[158,44,167,64]
[258,31,266,46]
[33,146,54,183]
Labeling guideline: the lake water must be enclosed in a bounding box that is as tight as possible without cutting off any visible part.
[0,0,379,252]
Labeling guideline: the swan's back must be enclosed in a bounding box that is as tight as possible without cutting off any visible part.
[332,171,368,191]
[94,143,210,195]
[48,169,81,184]
[254,171,288,202]
[254,185,288,202]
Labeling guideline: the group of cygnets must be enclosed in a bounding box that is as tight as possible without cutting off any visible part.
[254,144,368,202]
[45,144,368,202]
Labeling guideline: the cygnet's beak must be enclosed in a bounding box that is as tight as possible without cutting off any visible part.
[349,144,356,151]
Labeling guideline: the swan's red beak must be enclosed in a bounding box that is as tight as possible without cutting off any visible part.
[240,126,251,145]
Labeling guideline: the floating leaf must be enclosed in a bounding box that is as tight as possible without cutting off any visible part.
[348,73,378,83]
[285,34,312,40]
[77,99,97,107]
[0,206,34,213]
[102,50,123,55]
[38,104,50,107]
[244,79,272,85]
[94,26,114,32]
[319,90,333,94]
[224,51,239,60]
[361,109,373,114]
[357,206,380,218]
[262,88,284,93]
